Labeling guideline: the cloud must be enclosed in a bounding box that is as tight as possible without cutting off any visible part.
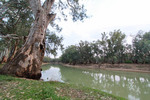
[51,0,150,57]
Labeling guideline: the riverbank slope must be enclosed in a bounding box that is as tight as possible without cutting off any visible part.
[62,63,150,73]
[0,75,125,100]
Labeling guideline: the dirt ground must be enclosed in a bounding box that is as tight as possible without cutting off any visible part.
[62,63,150,73]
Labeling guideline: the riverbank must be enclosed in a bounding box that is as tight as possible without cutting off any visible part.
[0,75,125,100]
[62,63,150,73]
[42,62,50,65]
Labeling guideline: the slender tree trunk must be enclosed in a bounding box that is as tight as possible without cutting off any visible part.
[0,0,56,79]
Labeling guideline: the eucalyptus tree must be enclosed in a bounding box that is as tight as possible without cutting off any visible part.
[97,32,108,63]
[124,44,133,63]
[0,0,34,63]
[61,45,80,64]
[0,0,64,63]
[61,41,95,65]
[132,32,142,63]
[132,31,150,63]
[90,41,100,64]
[78,41,94,64]
[142,31,150,63]
[107,30,126,64]
[0,0,87,79]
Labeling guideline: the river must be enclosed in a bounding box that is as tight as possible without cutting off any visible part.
[41,64,150,100]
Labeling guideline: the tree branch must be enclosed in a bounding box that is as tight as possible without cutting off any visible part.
[0,34,27,40]
[46,13,56,27]
[67,0,75,11]
[29,0,41,17]
[42,0,55,14]
[48,14,56,21]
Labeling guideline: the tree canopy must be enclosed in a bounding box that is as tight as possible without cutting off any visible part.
[61,30,150,65]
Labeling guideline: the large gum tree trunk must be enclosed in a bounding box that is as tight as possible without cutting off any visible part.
[0,0,56,79]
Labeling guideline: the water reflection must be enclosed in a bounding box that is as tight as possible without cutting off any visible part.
[41,67,63,82]
[82,70,150,100]
[41,65,150,100]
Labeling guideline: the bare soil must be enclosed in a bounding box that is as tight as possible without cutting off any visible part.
[42,62,49,65]
[62,63,150,73]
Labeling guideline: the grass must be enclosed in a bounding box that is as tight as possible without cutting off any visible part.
[0,75,68,100]
[0,63,126,100]
[0,75,126,100]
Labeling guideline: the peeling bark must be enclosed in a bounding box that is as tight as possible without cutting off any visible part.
[0,0,56,79]
[0,56,7,64]
[0,49,9,64]
[7,40,19,62]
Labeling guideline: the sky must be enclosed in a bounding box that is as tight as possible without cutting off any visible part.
[51,0,150,57]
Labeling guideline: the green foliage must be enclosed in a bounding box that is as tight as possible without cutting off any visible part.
[0,0,33,59]
[124,60,132,64]
[61,45,81,64]
[106,30,126,64]
[61,30,150,65]
[45,30,64,57]
[50,58,61,64]
[56,0,88,22]
[79,41,96,64]
[0,0,33,40]
[61,41,96,65]
[132,31,150,63]
[43,56,51,63]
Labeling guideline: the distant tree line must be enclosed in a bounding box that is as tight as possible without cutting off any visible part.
[61,30,150,65]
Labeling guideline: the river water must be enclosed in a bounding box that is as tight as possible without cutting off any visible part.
[41,64,150,100]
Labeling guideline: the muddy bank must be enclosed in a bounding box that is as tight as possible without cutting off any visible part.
[42,63,50,65]
[62,63,150,73]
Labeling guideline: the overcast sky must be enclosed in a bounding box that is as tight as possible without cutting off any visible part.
[51,0,150,57]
